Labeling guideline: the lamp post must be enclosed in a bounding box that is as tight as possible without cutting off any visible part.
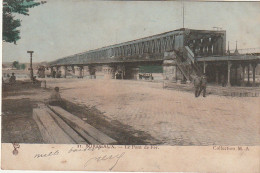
[27,51,34,81]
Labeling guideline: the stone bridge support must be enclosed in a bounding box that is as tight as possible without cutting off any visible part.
[88,66,96,79]
[50,67,54,77]
[79,66,84,78]
[71,65,75,74]
[163,60,177,82]
[61,66,68,78]
[74,66,84,78]
[102,65,116,79]
[55,66,61,78]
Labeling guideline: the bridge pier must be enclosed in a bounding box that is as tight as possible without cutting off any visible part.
[88,66,96,79]
[102,65,116,79]
[71,65,75,74]
[61,66,68,78]
[163,60,177,82]
[78,66,84,78]
[73,66,83,78]
[55,66,61,78]
[50,67,54,78]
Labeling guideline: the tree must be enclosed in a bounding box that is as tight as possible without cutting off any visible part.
[20,64,26,70]
[3,0,47,44]
[12,61,19,69]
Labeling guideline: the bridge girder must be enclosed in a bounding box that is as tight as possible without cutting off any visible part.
[49,28,227,67]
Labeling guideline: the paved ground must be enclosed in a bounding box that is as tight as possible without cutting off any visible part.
[2,81,156,144]
[45,78,260,146]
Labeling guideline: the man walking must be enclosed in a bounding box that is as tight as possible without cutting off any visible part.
[199,73,207,97]
[193,75,201,97]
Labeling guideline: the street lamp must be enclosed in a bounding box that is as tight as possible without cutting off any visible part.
[27,51,34,81]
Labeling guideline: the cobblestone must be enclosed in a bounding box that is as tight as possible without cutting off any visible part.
[46,78,260,145]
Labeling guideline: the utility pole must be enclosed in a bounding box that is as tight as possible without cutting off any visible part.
[27,51,34,81]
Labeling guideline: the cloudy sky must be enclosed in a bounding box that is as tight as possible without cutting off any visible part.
[2,1,260,63]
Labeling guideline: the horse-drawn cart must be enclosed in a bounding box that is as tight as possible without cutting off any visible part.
[139,73,154,80]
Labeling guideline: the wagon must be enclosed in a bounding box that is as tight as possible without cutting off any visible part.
[139,73,154,80]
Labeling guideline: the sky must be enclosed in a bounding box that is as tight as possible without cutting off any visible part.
[2,1,260,63]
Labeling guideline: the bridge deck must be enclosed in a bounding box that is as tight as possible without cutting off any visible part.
[197,54,260,62]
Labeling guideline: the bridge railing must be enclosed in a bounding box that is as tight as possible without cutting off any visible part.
[184,46,195,64]
[174,51,191,81]
[49,52,165,66]
[183,46,203,77]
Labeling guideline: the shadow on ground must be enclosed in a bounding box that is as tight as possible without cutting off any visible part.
[2,82,159,145]
[64,100,160,145]
[1,98,44,143]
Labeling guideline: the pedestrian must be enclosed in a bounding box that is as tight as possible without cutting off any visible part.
[9,73,16,84]
[199,73,207,97]
[48,87,66,109]
[193,75,201,97]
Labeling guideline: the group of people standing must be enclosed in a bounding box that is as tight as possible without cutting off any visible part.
[9,73,16,84]
[2,73,16,84]
[193,74,207,98]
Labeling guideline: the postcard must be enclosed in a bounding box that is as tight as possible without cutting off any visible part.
[1,0,260,172]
